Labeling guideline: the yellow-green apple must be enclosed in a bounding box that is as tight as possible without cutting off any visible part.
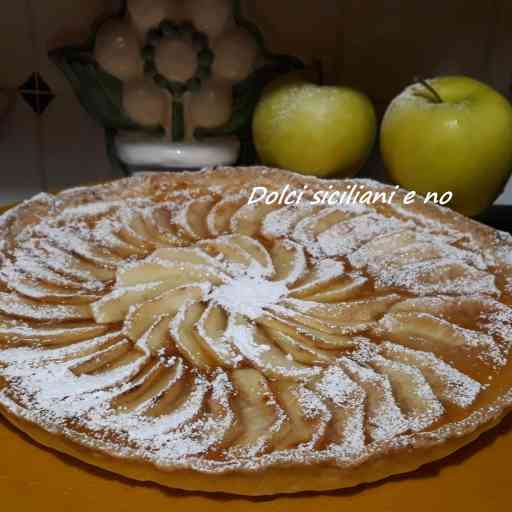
[252,74,376,178]
[381,76,512,216]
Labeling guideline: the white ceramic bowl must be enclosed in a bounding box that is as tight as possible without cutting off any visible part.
[115,133,240,170]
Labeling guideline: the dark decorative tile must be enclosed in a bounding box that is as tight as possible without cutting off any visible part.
[19,72,55,115]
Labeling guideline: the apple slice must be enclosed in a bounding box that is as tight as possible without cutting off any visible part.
[313,366,365,453]
[182,197,216,240]
[142,358,187,417]
[39,225,122,269]
[348,230,418,269]
[228,235,273,274]
[13,251,102,292]
[0,291,92,321]
[124,285,208,341]
[227,315,316,379]
[0,322,110,348]
[136,315,172,356]
[260,204,319,239]
[92,219,148,258]
[36,240,115,282]
[230,202,276,236]
[290,259,346,297]
[117,259,226,287]
[91,281,178,324]
[207,194,247,236]
[271,380,327,449]
[149,247,219,267]
[198,238,252,272]
[229,368,283,453]
[115,206,157,252]
[340,357,408,442]
[2,269,100,304]
[170,301,216,371]
[70,338,133,375]
[194,304,242,368]
[269,239,306,285]
[380,341,481,408]
[376,311,502,377]
[204,370,243,450]
[281,295,401,333]
[142,204,185,246]
[292,208,364,256]
[111,360,188,412]
[370,355,443,432]
[259,323,336,365]
[299,275,369,303]
[258,313,354,350]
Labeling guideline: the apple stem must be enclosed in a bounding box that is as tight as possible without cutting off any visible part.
[414,77,443,103]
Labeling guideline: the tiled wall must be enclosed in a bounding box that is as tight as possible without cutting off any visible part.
[1,0,511,204]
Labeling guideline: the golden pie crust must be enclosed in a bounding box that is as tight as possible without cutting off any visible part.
[0,166,511,496]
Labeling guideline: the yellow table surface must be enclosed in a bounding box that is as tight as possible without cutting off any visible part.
[0,414,511,512]
[1,200,511,510]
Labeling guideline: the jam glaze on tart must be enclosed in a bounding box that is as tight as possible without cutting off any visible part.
[0,167,511,495]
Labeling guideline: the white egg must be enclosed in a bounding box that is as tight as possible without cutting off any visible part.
[94,20,142,81]
[186,0,232,39]
[127,0,170,35]
[123,78,168,126]
[155,39,198,82]
[189,80,232,128]
[212,29,258,82]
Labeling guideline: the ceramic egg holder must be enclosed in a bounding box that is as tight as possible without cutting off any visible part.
[50,0,302,173]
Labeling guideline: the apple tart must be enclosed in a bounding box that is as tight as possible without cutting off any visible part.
[0,167,512,495]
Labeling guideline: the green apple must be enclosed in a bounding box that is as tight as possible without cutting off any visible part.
[252,74,376,178]
[381,76,512,216]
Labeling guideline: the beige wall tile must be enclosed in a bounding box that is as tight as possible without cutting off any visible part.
[31,0,121,95]
[0,1,35,89]
[0,97,42,202]
[242,0,343,82]
[41,95,118,190]
[487,0,512,94]
[341,0,495,102]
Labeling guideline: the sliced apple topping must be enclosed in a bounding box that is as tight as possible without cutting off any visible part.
[227,315,317,379]
[341,357,408,441]
[370,355,444,432]
[92,281,178,324]
[111,360,175,412]
[314,366,366,453]
[194,304,242,368]
[269,240,306,286]
[174,197,216,240]
[117,259,226,287]
[271,380,329,449]
[229,368,283,454]
[258,314,354,350]
[348,229,419,269]
[282,294,401,333]
[0,322,110,348]
[230,202,277,237]
[136,315,172,356]
[0,292,92,322]
[377,311,504,373]
[207,194,247,236]
[261,323,336,365]
[124,285,208,342]
[35,239,115,282]
[3,268,100,304]
[380,342,481,408]
[170,301,217,371]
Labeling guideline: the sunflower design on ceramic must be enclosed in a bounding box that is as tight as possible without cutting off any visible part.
[51,0,301,151]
